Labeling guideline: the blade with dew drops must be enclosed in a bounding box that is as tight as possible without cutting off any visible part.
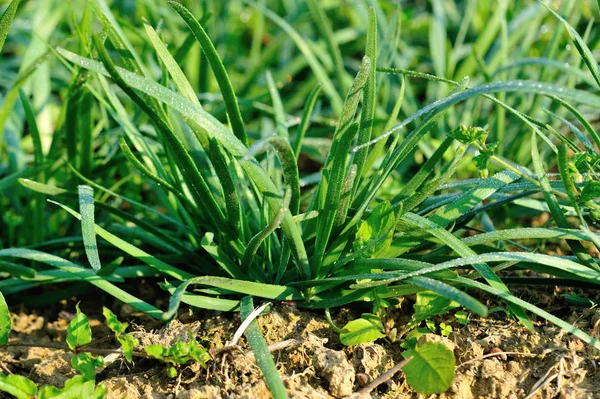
[78,185,101,271]
[541,2,600,89]
[0,0,19,54]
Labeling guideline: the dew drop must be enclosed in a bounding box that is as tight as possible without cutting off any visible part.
[517,82,523,87]
[558,88,564,93]
[564,62,570,68]
[566,44,572,51]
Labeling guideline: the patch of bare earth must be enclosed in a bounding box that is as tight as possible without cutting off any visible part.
[2,301,600,399]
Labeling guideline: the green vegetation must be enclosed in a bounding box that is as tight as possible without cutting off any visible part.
[2,0,600,396]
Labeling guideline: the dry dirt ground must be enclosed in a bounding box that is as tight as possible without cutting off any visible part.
[2,291,600,399]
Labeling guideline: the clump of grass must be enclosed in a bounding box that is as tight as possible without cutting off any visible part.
[2,1,600,390]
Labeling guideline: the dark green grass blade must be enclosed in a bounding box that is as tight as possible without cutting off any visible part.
[169,1,247,146]
[0,0,19,54]
[240,296,289,399]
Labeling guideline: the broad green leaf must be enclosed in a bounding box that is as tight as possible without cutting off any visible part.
[67,303,92,350]
[413,292,459,323]
[0,0,19,54]
[0,291,10,344]
[78,186,101,270]
[0,374,37,399]
[103,307,127,333]
[71,352,102,381]
[402,341,455,394]
[354,201,395,259]
[339,314,386,346]
[579,181,600,203]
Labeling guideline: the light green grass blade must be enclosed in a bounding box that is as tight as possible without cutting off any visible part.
[0,0,19,54]
[353,80,600,153]
[78,185,101,271]
[306,0,346,91]
[169,1,247,145]
[161,281,239,311]
[143,19,200,107]
[293,84,321,159]
[0,249,163,319]
[542,2,600,89]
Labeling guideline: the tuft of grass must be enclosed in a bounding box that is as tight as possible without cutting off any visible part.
[2,0,600,373]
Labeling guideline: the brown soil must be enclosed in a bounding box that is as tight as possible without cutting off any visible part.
[2,292,600,399]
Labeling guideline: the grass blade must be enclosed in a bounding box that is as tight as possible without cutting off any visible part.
[0,0,19,54]
[169,1,247,145]
[0,249,163,319]
[240,296,289,399]
[78,185,101,271]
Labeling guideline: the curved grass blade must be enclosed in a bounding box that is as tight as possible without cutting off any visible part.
[242,189,291,270]
[542,3,600,89]
[548,94,600,152]
[0,0,19,54]
[353,80,600,153]
[456,276,600,350]
[240,296,289,399]
[408,276,487,317]
[168,1,247,145]
[163,275,301,319]
[401,212,533,329]
[143,19,199,108]
[161,281,239,311]
[0,259,35,278]
[49,200,193,281]
[461,227,597,247]
[0,249,163,319]
[78,185,101,271]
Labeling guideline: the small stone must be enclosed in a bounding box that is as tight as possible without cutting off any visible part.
[356,373,371,387]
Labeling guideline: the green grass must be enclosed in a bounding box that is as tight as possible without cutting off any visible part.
[2,0,600,373]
